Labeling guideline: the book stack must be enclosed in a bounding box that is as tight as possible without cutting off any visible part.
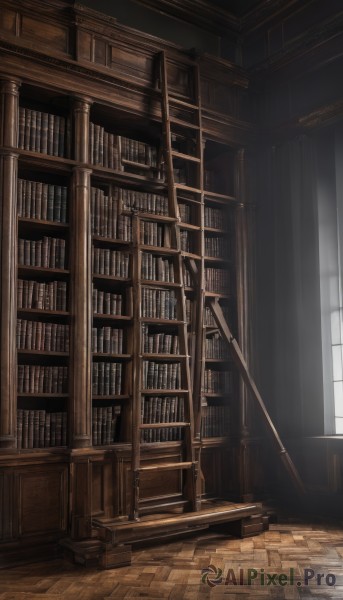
[121,136,157,167]
[121,188,168,215]
[92,327,123,353]
[142,325,179,354]
[142,288,177,319]
[143,361,181,390]
[92,248,130,278]
[141,253,175,281]
[141,396,185,442]
[18,179,68,222]
[178,202,191,223]
[18,365,68,393]
[92,289,123,315]
[92,405,121,445]
[92,362,122,395]
[91,187,132,240]
[89,123,120,168]
[205,235,230,258]
[17,409,67,448]
[17,320,69,352]
[205,267,230,293]
[18,280,67,311]
[201,404,229,437]
[18,108,70,158]
[203,369,233,394]
[140,221,166,247]
[18,237,66,269]
[204,206,227,229]
[180,230,193,253]
[205,332,230,359]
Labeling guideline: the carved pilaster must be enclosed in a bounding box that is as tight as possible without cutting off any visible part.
[73,97,92,164]
[0,78,20,148]
[69,167,92,448]
[0,78,20,450]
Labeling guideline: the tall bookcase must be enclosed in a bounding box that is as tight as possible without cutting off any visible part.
[0,0,266,568]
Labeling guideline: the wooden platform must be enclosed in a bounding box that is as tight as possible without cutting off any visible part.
[61,501,267,569]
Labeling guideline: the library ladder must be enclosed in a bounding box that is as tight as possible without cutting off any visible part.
[129,51,205,521]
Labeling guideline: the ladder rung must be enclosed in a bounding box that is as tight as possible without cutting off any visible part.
[140,422,190,429]
[175,183,202,194]
[172,150,200,163]
[169,97,199,110]
[139,461,194,472]
[170,117,200,130]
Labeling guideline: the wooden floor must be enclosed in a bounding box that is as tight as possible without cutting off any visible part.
[1,520,343,599]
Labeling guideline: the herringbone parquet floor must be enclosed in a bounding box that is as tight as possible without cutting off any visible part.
[0,520,343,599]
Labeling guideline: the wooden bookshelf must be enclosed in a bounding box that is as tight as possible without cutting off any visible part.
[0,0,264,570]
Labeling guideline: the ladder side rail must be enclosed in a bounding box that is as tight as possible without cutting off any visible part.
[208,297,306,496]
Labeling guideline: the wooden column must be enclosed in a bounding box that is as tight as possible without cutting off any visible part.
[235,148,251,499]
[70,167,92,448]
[0,78,20,449]
[70,96,92,448]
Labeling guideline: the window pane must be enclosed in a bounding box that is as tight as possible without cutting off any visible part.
[331,309,341,345]
[334,381,343,417]
[332,345,343,381]
[335,418,343,434]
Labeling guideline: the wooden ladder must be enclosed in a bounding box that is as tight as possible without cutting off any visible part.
[129,53,205,519]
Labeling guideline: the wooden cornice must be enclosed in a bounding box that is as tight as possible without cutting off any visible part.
[298,99,343,130]
[132,0,240,36]
[133,0,304,37]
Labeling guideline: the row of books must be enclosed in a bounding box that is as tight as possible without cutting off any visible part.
[18,179,68,223]
[141,288,177,320]
[17,409,67,449]
[183,266,193,288]
[205,267,230,294]
[92,362,122,396]
[92,327,124,354]
[92,248,130,278]
[17,279,67,311]
[89,126,159,169]
[143,361,181,390]
[205,236,230,258]
[18,237,66,269]
[178,202,192,224]
[141,396,185,442]
[89,124,119,169]
[17,320,69,352]
[205,333,230,359]
[18,280,68,311]
[203,369,233,394]
[201,405,229,438]
[121,136,158,167]
[180,230,195,254]
[121,188,168,215]
[91,187,132,240]
[142,326,179,354]
[141,253,175,282]
[204,206,227,230]
[92,289,123,316]
[18,108,70,158]
[140,221,167,247]
[18,365,68,394]
[92,405,121,446]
